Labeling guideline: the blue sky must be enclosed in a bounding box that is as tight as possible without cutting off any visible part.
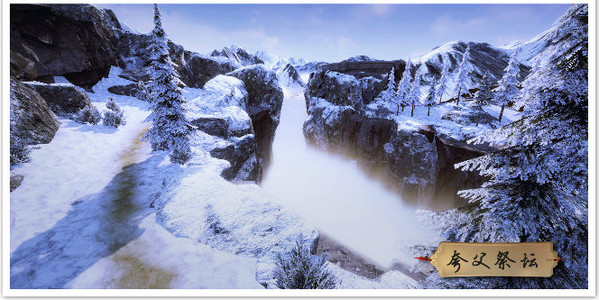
[100,4,570,62]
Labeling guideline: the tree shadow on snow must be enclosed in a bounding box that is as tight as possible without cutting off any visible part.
[10,152,184,289]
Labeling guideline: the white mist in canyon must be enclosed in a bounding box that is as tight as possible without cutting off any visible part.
[262,83,434,269]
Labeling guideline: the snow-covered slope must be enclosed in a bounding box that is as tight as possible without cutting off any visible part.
[499,4,585,65]
[211,44,264,66]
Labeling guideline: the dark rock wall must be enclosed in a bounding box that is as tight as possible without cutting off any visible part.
[10,77,61,145]
[10,4,119,89]
[227,66,284,173]
[303,70,491,210]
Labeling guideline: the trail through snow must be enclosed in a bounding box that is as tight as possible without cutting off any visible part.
[9,69,261,289]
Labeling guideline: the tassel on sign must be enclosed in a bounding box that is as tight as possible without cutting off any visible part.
[414,242,560,278]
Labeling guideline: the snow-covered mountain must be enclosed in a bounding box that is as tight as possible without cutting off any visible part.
[276,63,305,88]
[211,44,264,66]
[412,41,530,101]
[343,55,381,63]
[500,4,588,65]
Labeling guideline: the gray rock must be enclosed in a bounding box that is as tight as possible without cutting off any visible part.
[10,77,60,145]
[107,83,139,97]
[384,129,439,199]
[304,70,386,110]
[210,134,261,182]
[227,65,284,171]
[191,117,229,139]
[10,171,24,192]
[10,4,119,89]
[319,60,404,80]
[115,31,236,88]
[25,82,92,116]
[441,103,497,127]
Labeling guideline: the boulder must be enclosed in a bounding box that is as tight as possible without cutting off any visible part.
[227,65,284,171]
[10,4,120,89]
[10,171,24,192]
[25,82,92,116]
[186,75,253,138]
[191,117,228,139]
[107,83,139,97]
[210,134,261,182]
[10,77,60,145]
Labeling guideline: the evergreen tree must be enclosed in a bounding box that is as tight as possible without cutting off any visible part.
[453,45,471,106]
[471,72,494,126]
[435,63,450,104]
[396,59,414,113]
[142,4,193,165]
[407,68,422,117]
[423,4,588,288]
[495,50,521,123]
[373,67,397,111]
[423,79,438,117]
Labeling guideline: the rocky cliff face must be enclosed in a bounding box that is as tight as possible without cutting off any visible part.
[10,4,120,89]
[115,31,237,89]
[303,71,490,210]
[10,78,61,145]
[227,65,284,172]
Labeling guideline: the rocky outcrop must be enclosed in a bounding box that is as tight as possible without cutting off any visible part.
[115,31,237,88]
[25,82,92,116]
[227,65,284,171]
[384,129,439,201]
[319,60,404,80]
[10,4,120,89]
[305,70,387,111]
[303,71,492,210]
[10,78,61,145]
[210,135,261,182]
[191,117,229,139]
[107,83,139,97]
[10,171,25,192]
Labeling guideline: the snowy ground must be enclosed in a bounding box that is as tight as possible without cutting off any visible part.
[10,67,430,290]
[10,68,262,289]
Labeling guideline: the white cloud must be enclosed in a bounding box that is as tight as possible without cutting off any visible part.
[430,13,488,36]
[370,4,394,17]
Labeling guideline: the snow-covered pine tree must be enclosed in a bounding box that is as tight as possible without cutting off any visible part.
[494,50,521,123]
[422,4,588,289]
[142,4,193,165]
[453,45,471,106]
[435,63,450,104]
[396,59,413,114]
[471,72,494,126]
[423,79,438,117]
[407,68,422,117]
[373,67,397,112]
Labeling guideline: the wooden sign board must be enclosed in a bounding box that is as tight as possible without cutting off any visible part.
[430,242,559,278]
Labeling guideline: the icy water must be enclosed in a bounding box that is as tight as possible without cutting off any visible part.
[262,86,434,269]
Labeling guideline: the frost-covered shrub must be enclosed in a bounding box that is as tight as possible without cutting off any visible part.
[274,239,337,289]
[103,97,126,128]
[10,134,30,165]
[75,105,102,124]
